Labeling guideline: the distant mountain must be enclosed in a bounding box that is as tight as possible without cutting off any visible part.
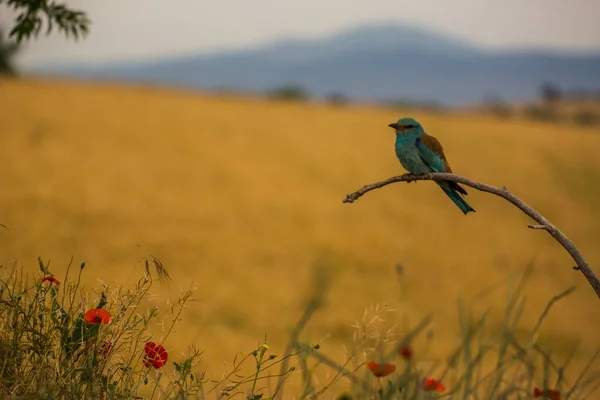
[34,24,600,106]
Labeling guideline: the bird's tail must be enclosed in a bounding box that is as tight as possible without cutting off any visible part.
[438,182,475,215]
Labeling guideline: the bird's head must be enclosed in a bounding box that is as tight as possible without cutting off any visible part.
[388,117,423,134]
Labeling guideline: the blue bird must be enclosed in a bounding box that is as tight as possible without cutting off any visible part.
[388,117,475,215]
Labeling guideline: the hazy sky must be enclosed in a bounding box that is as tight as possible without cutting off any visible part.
[3,0,600,68]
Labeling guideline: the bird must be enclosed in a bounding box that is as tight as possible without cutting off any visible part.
[388,117,475,215]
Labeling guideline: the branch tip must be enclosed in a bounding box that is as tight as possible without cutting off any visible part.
[528,224,548,230]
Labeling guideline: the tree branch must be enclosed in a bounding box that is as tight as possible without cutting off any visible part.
[343,172,600,300]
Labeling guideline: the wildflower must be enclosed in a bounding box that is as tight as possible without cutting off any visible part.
[399,345,412,360]
[99,340,113,357]
[533,387,560,400]
[423,377,446,393]
[143,342,168,369]
[41,276,60,286]
[366,361,396,378]
[83,308,112,325]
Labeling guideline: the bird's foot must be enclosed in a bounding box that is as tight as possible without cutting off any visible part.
[401,173,417,183]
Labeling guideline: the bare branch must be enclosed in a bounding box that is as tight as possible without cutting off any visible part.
[343,172,600,300]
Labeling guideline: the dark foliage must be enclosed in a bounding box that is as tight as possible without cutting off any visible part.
[0,29,19,75]
[267,84,311,102]
[0,0,89,43]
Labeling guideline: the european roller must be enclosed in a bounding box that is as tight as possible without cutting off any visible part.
[388,117,475,215]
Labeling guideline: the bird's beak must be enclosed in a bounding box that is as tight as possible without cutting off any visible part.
[388,123,402,130]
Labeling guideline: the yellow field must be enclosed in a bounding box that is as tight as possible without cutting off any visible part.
[1,78,600,393]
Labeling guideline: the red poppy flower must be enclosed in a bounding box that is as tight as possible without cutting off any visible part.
[366,361,396,378]
[41,276,60,286]
[399,345,412,360]
[99,340,113,357]
[423,377,446,393]
[533,387,560,400]
[143,342,168,369]
[83,308,112,325]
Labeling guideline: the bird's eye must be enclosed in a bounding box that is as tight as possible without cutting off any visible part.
[404,125,414,129]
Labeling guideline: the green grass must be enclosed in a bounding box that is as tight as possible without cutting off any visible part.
[0,256,596,399]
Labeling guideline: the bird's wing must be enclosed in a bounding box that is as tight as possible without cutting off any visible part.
[416,133,468,195]
[415,133,451,173]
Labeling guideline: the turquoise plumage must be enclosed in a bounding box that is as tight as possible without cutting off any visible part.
[388,117,475,215]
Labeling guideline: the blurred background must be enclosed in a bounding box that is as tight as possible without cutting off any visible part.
[1,0,600,393]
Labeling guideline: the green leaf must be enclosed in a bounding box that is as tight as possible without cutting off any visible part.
[37,257,47,273]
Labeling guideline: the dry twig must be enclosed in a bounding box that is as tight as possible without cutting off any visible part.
[343,172,600,300]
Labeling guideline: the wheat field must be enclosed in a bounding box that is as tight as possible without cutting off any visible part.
[1,78,599,391]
